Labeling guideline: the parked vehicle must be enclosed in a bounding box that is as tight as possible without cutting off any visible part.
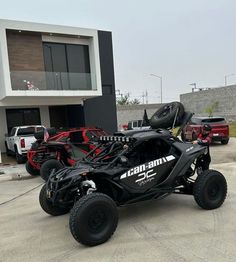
[5,125,45,163]
[26,127,107,180]
[127,119,150,130]
[39,103,227,247]
[181,117,229,144]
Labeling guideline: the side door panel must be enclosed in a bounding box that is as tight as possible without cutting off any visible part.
[118,138,177,193]
[119,155,176,192]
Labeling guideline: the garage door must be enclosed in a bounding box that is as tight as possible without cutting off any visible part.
[6,108,41,134]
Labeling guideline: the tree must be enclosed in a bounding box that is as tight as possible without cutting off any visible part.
[205,101,219,117]
[130,98,140,105]
[116,94,140,105]
[116,94,130,105]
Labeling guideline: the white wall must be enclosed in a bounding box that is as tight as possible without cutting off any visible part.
[39,106,50,128]
[0,28,7,100]
[0,107,8,152]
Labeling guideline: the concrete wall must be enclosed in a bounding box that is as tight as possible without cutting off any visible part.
[117,103,161,130]
[39,106,50,128]
[180,85,236,120]
[0,108,8,152]
[0,28,7,100]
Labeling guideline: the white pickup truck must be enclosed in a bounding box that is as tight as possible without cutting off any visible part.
[5,125,45,163]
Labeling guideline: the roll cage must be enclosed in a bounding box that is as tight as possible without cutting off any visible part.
[79,129,176,168]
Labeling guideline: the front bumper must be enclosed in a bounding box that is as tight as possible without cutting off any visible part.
[46,165,92,206]
[211,135,229,142]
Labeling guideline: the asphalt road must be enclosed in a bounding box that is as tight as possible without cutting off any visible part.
[0,139,236,262]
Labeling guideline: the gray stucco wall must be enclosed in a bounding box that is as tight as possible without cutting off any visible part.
[180,85,236,121]
[117,103,161,130]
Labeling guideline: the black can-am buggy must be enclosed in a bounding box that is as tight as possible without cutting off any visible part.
[39,103,227,246]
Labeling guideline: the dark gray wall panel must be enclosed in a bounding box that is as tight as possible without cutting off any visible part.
[84,31,117,134]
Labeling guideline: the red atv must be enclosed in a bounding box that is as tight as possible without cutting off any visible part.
[25,127,107,181]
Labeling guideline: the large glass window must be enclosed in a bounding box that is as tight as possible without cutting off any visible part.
[43,42,91,90]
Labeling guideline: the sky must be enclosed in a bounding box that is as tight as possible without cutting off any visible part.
[1,0,236,103]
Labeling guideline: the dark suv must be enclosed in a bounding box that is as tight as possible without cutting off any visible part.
[182,117,229,144]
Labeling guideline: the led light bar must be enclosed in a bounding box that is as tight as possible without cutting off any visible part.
[99,136,134,142]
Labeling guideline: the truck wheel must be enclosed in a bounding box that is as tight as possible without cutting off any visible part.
[5,142,11,156]
[15,147,25,164]
[221,139,229,145]
[193,170,227,210]
[40,159,64,181]
[69,193,118,246]
[25,161,39,176]
[39,185,70,216]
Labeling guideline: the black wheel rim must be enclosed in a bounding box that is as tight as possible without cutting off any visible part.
[87,206,108,233]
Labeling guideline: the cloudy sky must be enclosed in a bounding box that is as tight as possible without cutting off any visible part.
[1,0,236,103]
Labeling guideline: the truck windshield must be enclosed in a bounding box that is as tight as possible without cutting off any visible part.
[17,127,36,136]
[201,118,226,124]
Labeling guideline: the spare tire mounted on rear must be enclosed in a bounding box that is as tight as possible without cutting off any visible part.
[150,101,184,129]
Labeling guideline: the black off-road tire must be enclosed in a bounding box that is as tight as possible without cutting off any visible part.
[5,142,11,156]
[39,184,70,216]
[25,161,40,176]
[40,159,64,181]
[193,170,227,210]
[221,139,229,145]
[69,193,118,246]
[15,146,25,164]
[150,101,185,129]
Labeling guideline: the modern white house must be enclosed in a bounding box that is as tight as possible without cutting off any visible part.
[0,19,117,152]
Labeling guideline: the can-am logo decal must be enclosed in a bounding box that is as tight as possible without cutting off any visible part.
[186,146,194,152]
[135,169,156,186]
[120,155,175,186]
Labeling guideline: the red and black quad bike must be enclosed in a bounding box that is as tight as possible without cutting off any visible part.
[25,127,107,181]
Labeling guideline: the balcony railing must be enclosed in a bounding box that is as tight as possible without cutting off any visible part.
[10,71,96,91]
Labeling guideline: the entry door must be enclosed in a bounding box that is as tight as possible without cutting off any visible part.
[49,106,69,129]
[49,105,85,129]
[6,108,41,134]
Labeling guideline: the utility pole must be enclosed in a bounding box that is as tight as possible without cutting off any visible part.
[150,74,163,103]
[145,90,148,104]
[141,92,145,104]
[190,83,197,92]
[224,74,235,86]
